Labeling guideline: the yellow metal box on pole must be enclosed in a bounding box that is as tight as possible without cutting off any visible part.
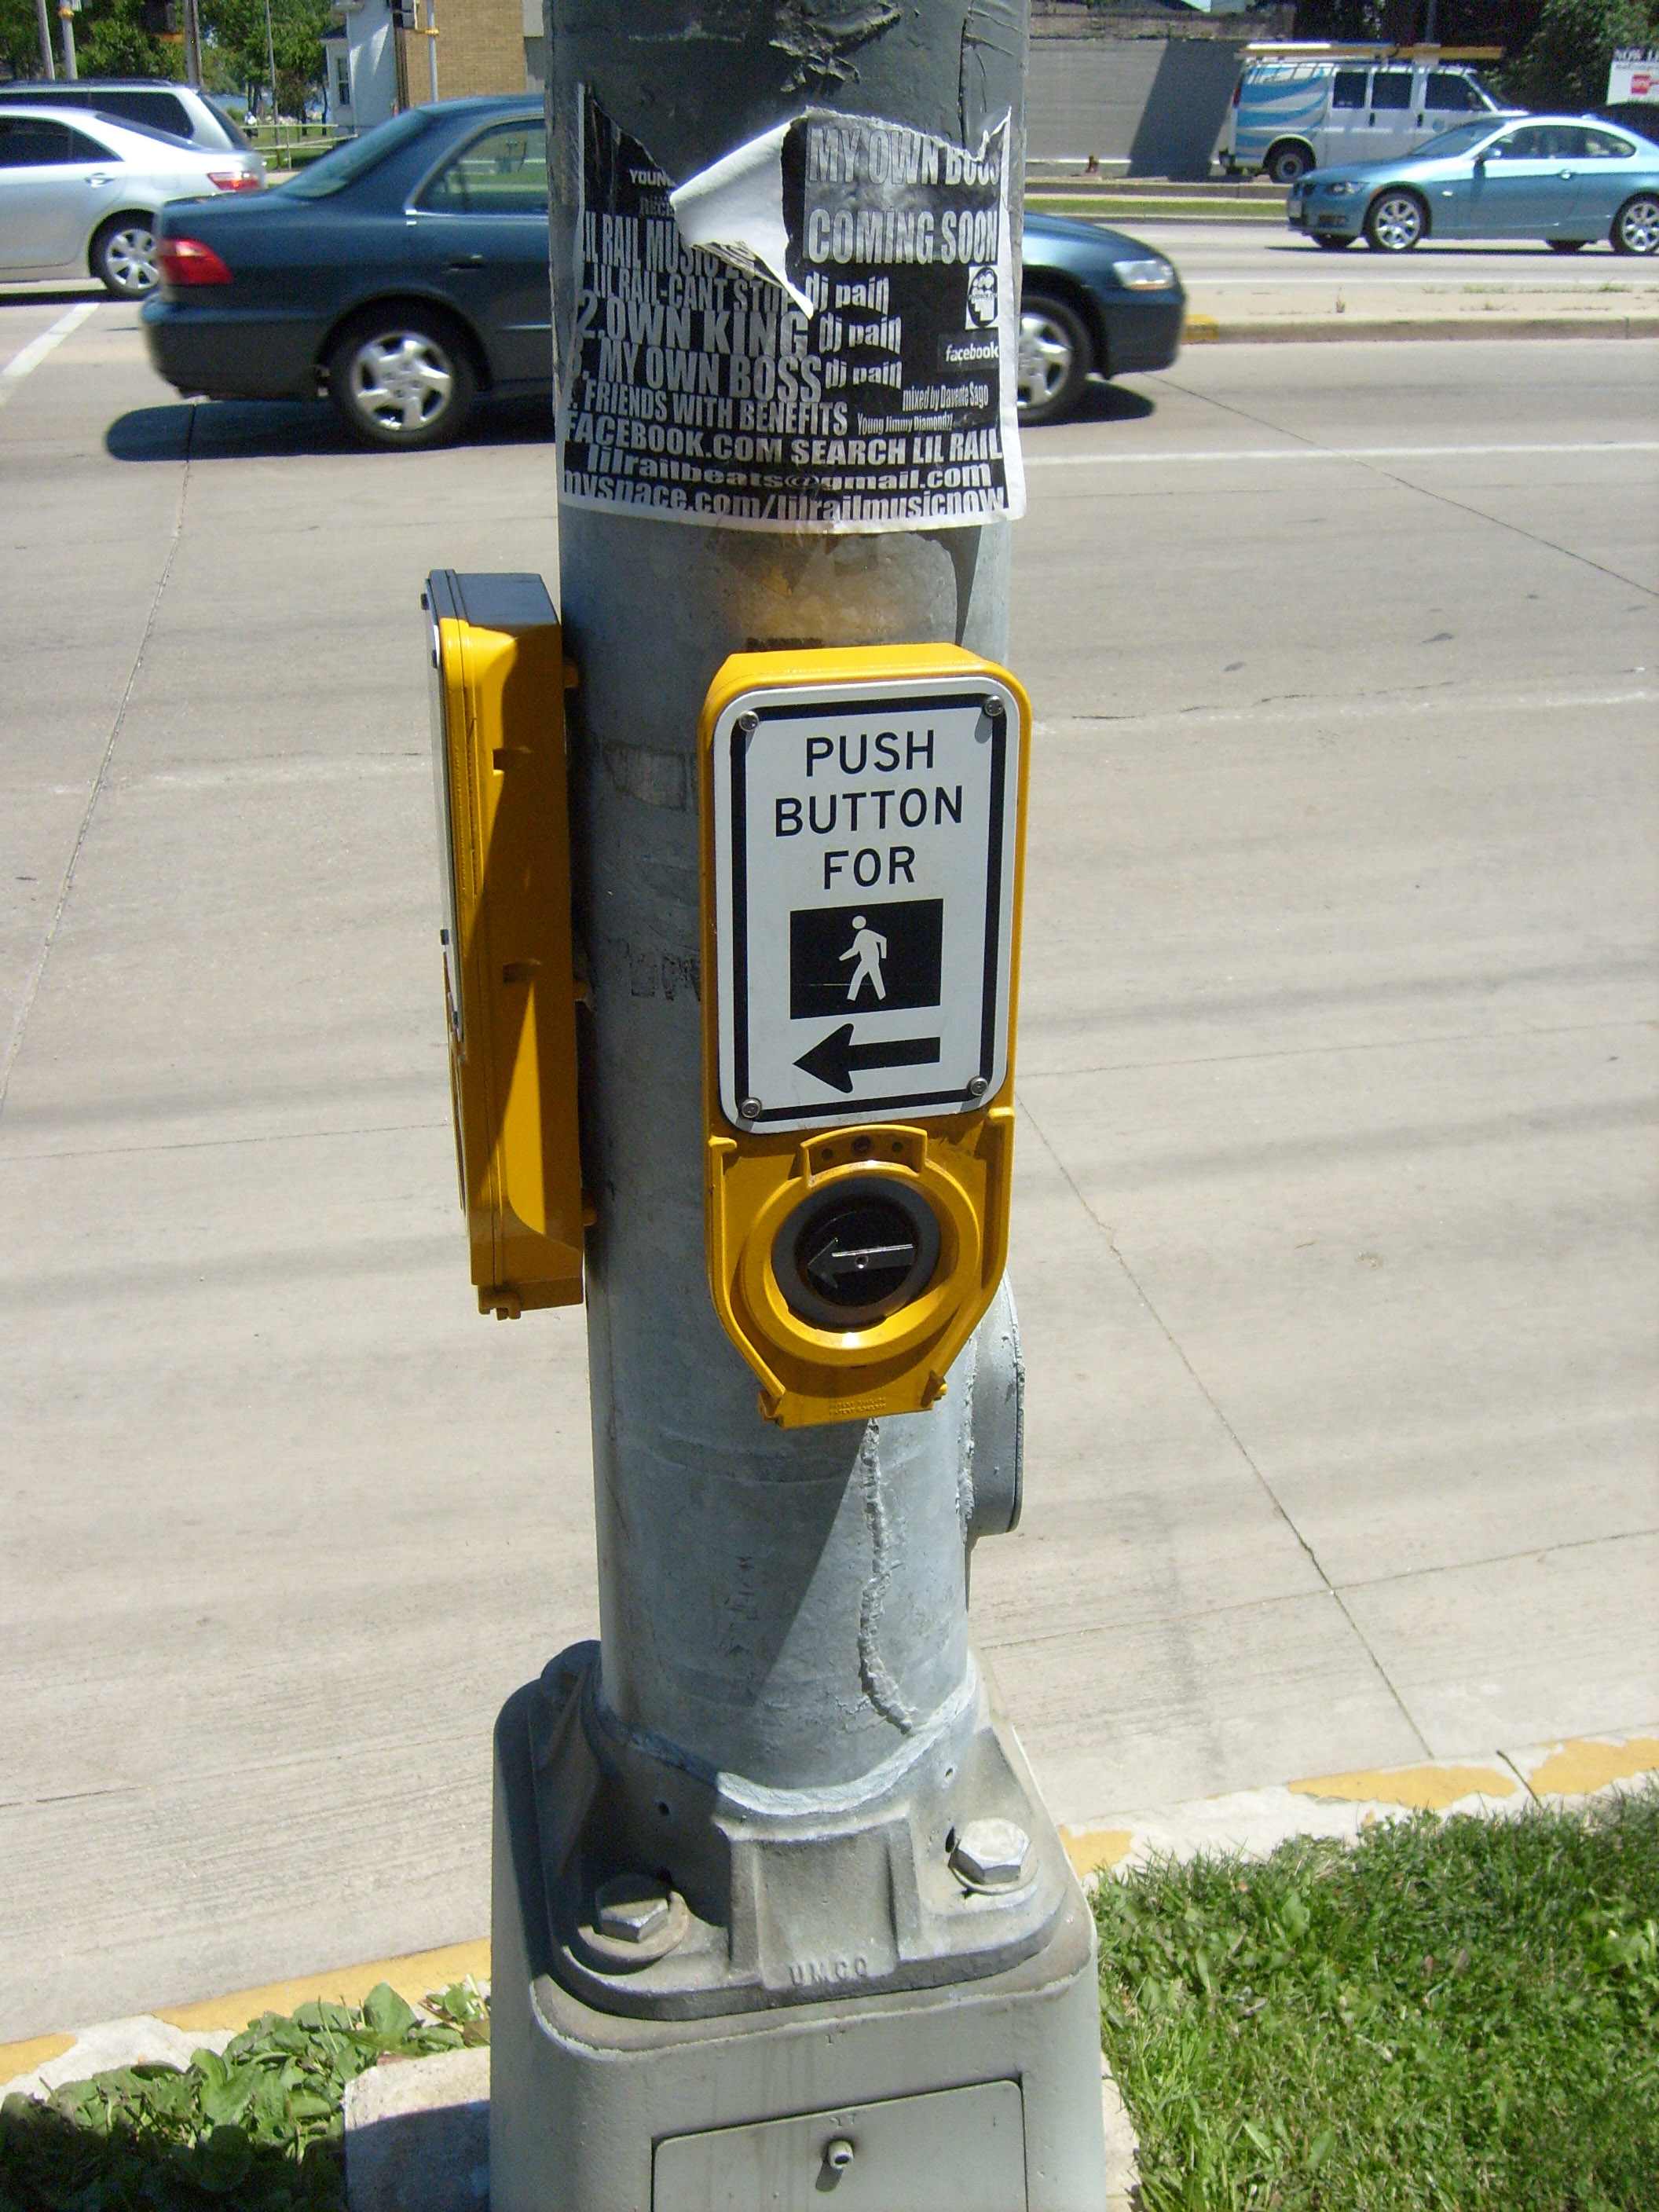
[426,571,585,1317]
[699,644,1031,1426]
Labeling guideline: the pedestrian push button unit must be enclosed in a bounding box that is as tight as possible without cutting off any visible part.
[699,644,1031,1426]
[426,571,586,1317]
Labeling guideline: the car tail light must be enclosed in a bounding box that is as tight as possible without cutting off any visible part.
[208,170,262,192]
[158,237,233,287]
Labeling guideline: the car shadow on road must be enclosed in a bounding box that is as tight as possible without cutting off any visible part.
[1074,380,1156,423]
[104,394,556,463]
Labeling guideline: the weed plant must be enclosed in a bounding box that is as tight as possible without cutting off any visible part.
[1096,1786,1659,2210]
[0,1981,486,2211]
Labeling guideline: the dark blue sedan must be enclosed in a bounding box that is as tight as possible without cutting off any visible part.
[144,98,551,448]
[1016,213,1184,427]
[143,100,1184,446]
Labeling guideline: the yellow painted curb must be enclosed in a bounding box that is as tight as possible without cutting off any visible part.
[1521,1735,1659,1800]
[1182,314,1219,344]
[1062,1828,1136,1877]
[156,1939,491,2035]
[1288,1762,1516,1813]
[0,2032,75,2085]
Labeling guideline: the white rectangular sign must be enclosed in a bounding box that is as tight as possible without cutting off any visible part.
[1609,48,1659,102]
[712,675,1020,1134]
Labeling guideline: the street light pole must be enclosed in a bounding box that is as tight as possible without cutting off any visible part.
[263,0,278,127]
[57,0,76,80]
[485,1,1107,2203]
[34,0,55,79]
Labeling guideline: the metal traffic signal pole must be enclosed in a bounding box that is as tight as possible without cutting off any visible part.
[484,3,1106,2204]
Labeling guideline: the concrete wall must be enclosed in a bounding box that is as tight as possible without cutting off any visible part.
[1027,34,1243,174]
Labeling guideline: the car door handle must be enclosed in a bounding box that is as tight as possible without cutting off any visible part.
[1557,168,1574,178]
[86,172,115,185]
[447,253,485,269]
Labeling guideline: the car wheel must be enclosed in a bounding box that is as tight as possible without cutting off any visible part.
[1611,194,1659,255]
[1365,191,1425,253]
[92,214,159,298]
[1315,236,1354,251]
[328,309,475,449]
[1017,293,1091,428]
[1266,141,1313,185]
[1547,239,1587,252]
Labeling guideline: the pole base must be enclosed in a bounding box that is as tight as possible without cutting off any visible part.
[489,1657,1106,2210]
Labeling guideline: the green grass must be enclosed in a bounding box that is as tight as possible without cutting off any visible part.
[0,1980,486,2211]
[1096,1787,1659,2210]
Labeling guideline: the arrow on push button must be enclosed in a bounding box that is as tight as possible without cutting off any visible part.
[793,1024,942,1095]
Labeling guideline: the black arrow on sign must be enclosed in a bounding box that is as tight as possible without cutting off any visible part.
[794,1024,942,1096]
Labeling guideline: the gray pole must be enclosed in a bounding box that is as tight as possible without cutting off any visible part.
[34,0,55,79]
[263,0,278,126]
[57,0,75,80]
[489,4,1104,2203]
[424,0,438,104]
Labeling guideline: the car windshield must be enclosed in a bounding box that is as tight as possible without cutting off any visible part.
[280,108,432,199]
[1419,121,1507,159]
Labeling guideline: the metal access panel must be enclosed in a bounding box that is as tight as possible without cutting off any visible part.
[426,570,584,1317]
[652,2080,1027,2211]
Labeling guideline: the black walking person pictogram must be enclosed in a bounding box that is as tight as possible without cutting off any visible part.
[840,915,888,1004]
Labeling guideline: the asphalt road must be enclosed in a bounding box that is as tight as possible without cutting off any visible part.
[2,303,1655,2038]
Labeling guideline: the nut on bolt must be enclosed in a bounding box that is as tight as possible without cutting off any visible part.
[595,1873,672,1943]
[949,1817,1030,1890]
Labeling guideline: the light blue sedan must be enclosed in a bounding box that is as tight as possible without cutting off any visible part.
[1287,115,1659,255]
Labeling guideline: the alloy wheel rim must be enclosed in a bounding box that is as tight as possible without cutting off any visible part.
[1374,196,1420,251]
[105,228,157,293]
[1017,312,1073,408]
[349,332,455,434]
[1620,198,1659,254]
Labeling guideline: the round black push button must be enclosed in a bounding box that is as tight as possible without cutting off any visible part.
[774,1177,942,1331]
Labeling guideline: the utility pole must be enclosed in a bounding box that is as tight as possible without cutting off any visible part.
[34,0,54,77]
[424,0,438,104]
[182,0,203,89]
[477,2,1107,2205]
[57,0,76,80]
[263,0,278,125]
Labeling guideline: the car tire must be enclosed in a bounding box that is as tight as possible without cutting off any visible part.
[327,308,475,449]
[1315,236,1355,251]
[1265,141,1313,185]
[91,214,159,298]
[1016,293,1092,428]
[1365,191,1426,253]
[1610,194,1659,255]
[1547,239,1588,252]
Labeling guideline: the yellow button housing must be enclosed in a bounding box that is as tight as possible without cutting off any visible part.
[427,572,584,1317]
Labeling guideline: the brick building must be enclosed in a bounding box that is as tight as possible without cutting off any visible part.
[324,0,539,130]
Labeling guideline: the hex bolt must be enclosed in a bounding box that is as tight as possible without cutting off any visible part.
[739,1097,762,1120]
[823,2137,855,2172]
[595,1873,672,1943]
[737,710,759,735]
[949,1817,1030,1889]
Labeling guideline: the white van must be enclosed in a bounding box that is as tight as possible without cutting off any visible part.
[1224,54,1518,183]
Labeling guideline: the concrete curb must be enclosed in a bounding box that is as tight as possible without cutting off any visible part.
[1183,312,1659,345]
[1059,1728,1659,1881]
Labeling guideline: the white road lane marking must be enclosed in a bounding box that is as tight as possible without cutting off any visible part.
[1027,439,1659,469]
[0,302,100,410]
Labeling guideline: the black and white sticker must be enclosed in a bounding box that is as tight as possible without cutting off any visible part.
[558,93,1024,532]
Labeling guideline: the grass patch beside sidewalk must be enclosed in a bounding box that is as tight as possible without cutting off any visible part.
[1096,1786,1659,2210]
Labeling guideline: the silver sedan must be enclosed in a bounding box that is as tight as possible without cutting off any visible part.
[0,104,263,297]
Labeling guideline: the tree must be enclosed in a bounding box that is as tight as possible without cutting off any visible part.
[1501,0,1659,109]
[200,0,329,115]
[1,0,54,78]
